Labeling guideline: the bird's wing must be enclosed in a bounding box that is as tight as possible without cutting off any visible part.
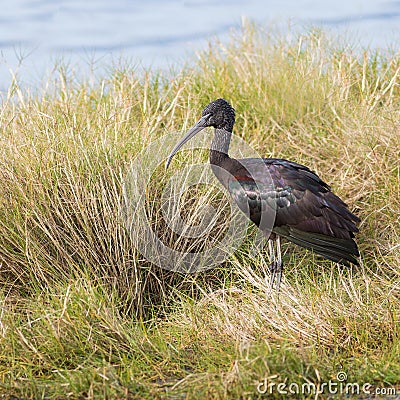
[228,158,360,240]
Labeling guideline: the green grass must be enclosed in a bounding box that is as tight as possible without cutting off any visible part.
[1,24,399,399]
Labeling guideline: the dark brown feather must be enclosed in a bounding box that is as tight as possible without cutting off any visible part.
[226,157,360,265]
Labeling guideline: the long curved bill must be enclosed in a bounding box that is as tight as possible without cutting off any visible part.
[165,114,210,170]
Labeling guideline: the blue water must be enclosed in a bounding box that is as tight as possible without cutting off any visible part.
[1,0,400,93]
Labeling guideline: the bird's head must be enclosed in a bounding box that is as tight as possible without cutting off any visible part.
[166,98,235,169]
[200,98,236,131]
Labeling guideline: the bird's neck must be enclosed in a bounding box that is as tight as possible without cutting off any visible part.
[209,128,231,166]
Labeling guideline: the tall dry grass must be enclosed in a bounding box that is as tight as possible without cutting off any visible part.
[0,24,399,398]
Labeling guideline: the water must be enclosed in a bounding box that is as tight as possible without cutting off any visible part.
[1,0,400,93]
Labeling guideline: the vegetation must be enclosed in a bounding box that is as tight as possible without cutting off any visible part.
[0,24,399,398]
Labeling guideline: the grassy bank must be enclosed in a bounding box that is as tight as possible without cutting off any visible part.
[0,25,399,399]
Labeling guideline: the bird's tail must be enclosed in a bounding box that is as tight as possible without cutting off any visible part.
[274,226,360,266]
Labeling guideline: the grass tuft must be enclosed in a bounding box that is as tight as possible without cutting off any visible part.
[0,24,399,398]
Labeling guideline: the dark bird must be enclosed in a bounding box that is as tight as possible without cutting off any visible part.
[166,98,360,289]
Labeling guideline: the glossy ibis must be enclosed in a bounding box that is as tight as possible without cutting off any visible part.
[166,99,360,288]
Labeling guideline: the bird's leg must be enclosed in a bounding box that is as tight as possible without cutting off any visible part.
[268,235,283,290]
[275,235,283,290]
[268,238,276,289]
